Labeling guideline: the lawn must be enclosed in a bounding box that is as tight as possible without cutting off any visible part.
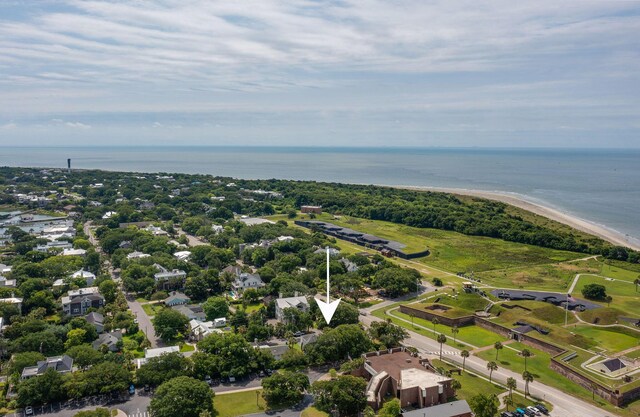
[180,343,195,352]
[213,389,266,417]
[243,302,265,314]
[477,259,600,291]
[431,359,505,400]
[275,212,584,273]
[573,274,640,317]
[373,306,505,348]
[569,325,640,353]
[301,406,329,417]
[142,303,164,317]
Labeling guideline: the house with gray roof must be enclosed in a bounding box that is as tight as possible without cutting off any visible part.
[21,355,74,379]
[85,312,104,333]
[232,272,265,291]
[61,287,104,316]
[92,331,122,352]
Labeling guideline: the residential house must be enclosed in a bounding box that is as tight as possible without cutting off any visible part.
[136,346,181,368]
[212,224,224,234]
[173,251,191,261]
[340,258,359,273]
[275,294,310,322]
[85,312,105,333]
[314,247,340,256]
[189,320,223,342]
[361,348,454,410]
[401,401,472,417]
[0,264,11,274]
[153,264,187,290]
[165,292,191,307]
[145,225,167,236]
[21,355,74,379]
[301,205,322,214]
[172,304,206,321]
[92,331,122,352]
[232,272,265,292]
[34,241,73,252]
[61,287,105,316]
[127,251,150,260]
[70,269,96,286]
[0,276,17,288]
[0,296,23,313]
[52,279,67,288]
[62,248,87,257]
[220,264,243,277]
[102,211,116,219]
[256,344,290,360]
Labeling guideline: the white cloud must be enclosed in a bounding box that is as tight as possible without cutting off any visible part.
[64,121,91,129]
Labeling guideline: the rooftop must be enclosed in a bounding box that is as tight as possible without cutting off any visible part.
[401,400,472,417]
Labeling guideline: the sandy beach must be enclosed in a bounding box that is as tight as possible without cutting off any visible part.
[389,185,640,251]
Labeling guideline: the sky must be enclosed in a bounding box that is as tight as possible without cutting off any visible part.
[0,0,639,148]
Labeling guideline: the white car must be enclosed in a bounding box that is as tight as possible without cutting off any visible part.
[24,406,34,416]
[527,406,541,416]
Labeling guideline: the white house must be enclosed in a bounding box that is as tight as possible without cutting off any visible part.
[231,273,265,291]
[136,346,181,368]
[0,296,22,312]
[173,251,191,261]
[127,251,150,260]
[62,248,87,257]
[102,211,116,219]
[189,320,223,342]
[0,276,17,288]
[70,269,96,286]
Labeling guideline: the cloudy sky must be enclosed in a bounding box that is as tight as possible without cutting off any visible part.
[0,0,639,147]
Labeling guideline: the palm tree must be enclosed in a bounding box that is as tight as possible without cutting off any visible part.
[487,361,498,383]
[634,277,640,292]
[605,295,612,307]
[521,349,531,371]
[590,382,597,401]
[409,312,415,328]
[506,377,517,399]
[494,341,503,360]
[452,326,459,345]
[432,317,440,333]
[503,395,514,412]
[437,333,447,360]
[522,370,534,397]
[460,349,470,372]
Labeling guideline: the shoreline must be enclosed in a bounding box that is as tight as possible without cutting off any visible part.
[387,185,640,251]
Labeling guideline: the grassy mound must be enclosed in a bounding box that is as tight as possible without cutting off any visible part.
[578,307,627,325]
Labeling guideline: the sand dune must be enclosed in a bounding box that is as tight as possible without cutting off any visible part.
[389,185,640,251]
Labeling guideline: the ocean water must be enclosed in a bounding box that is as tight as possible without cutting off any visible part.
[1,146,639,245]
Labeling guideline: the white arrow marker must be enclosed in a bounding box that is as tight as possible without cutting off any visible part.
[315,246,341,324]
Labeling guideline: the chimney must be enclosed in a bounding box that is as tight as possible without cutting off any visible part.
[294,291,299,297]
[279,292,283,299]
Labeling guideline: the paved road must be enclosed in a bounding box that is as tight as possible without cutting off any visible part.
[126,295,162,348]
[176,228,208,247]
[359,313,621,417]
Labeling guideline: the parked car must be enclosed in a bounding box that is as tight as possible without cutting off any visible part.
[144,384,151,393]
[534,404,548,415]
[129,384,136,395]
[24,406,34,416]
[204,375,212,385]
[527,406,540,416]
[293,331,305,337]
[515,408,526,416]
[228,375,236,383]
[523,408,536,417]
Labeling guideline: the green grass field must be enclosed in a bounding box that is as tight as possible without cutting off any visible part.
[374,306,506,348]
[301,407,329,417]
[142,303,164,317]
[569,326,640,353]
[573,274,640,317]
[275,212,584,273]
[477,259,600,291]
[213,389,266,417]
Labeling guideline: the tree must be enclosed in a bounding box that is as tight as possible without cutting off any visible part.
[581,283,607,300]
[469,393,498,417]
[311,375,367,416]
[16,368,66,407]
[66,344,103,369]
[451,379,462,393]
[197,332,259,378]
[605,295,613,307]
[437,333,447,360]
[65,328,87,350]
[494,341,503,361]
[202,297,229,320]
[98,280,118,304]
[460,349,469,372]
[148,376,214,417]
[379,398,401,417]
[506,377,517,399]
[521,349,531,372]
[432,317,439,333]
[153,309,189,342]
[304,324,373,365]
[372,267,419,297]
[261,371,310,407]
[368,321,408,348]
[522,370,534,397]
[451,326,459,345]
[320,301,359,327]
[634,277,640,292]
[137,352,193,386]
[487,361,498,383]
[7,351,45,377]
[503,395,514,412]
